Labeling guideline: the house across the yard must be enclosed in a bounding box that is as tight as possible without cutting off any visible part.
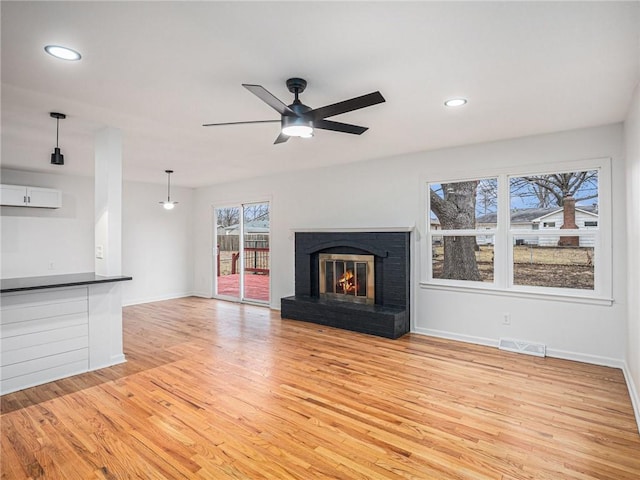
[476,204,598,246]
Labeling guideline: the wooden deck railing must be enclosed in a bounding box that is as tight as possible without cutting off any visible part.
[217,246,270,276]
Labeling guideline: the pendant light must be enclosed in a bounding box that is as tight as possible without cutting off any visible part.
[50,112,66,165]
[160,170,178,210]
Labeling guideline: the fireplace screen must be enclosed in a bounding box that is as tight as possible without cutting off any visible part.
[319,253,375,304]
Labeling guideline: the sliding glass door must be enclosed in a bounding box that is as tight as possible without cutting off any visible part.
[214,202,270,304]
[241,202,270,302]
[214,206,241,300]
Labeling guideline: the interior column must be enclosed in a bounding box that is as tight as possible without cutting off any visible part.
[90,127,126,369]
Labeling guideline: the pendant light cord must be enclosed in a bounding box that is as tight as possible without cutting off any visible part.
[167,171,172,201]
[56,118,60,147]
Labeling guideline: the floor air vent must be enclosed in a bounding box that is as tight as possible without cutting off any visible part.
[498,338,546,357]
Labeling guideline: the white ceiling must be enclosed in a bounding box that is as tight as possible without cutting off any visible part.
[1,1,639,188]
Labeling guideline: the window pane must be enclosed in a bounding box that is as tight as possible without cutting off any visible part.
[430,178,497,230]
[356,263,367,297]
[509,170,598,232]
[432,235,494,282]
[335,262,345,293]
[215,206,241,298]
[512,237,594,290]
[243,201,270,303]
[344,261,355,296]
[325,261,334,293]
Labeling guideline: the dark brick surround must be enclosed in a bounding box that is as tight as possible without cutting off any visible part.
[281,231,410,339]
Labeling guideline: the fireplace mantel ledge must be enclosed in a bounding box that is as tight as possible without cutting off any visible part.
[290,226,415,235]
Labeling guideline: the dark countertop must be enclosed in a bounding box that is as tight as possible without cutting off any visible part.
[1,272,133,293]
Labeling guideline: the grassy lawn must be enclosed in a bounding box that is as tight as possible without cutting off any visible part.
[432,245,594,289]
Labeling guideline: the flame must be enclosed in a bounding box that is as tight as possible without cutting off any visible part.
[337,270,357,294]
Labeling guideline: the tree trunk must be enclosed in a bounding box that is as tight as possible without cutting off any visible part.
[443,236,481,280]
[430,181,481,281]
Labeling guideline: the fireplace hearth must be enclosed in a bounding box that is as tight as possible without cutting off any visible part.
[281,231,410,339]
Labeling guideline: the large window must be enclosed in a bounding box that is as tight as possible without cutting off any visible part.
[430,178,497,284]
[424,159,611,302]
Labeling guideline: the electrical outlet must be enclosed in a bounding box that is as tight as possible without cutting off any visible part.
[96,245,104,259]
[48,262,54,270]
[503,313,511,325]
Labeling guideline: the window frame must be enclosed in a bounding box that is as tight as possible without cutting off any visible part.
[421,157,612,305]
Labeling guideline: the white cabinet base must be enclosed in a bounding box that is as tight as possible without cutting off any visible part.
[1,284,126,395]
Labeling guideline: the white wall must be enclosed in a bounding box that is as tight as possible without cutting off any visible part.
[121,181,194,305]
[624,81,640,426]
[1,168,94,277]
[1,169,195,306]
[194,124,627,366]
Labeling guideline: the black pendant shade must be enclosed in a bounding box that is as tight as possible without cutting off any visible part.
[51,147,64,165]
[50,112,66,165]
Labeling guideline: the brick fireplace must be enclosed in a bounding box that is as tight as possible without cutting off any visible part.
[280,231,411,339]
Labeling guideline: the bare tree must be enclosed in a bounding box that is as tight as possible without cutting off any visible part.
[477,180,498,216]
[243,203,270,223]
[216,207,239,228]
[510,171,598,207]
[217,204,270,228]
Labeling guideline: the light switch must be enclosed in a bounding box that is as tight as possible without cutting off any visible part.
[96,245,104,259]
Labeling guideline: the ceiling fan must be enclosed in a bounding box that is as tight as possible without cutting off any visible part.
[203,78,385,144]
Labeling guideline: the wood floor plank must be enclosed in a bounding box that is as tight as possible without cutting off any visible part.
[2,296,640,479]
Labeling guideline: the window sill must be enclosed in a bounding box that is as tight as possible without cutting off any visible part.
[419,281,613,306]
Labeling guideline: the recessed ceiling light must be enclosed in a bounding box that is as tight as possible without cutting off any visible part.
[444,98,467,107]
[44,45,82,61]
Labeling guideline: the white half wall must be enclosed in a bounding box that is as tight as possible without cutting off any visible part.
[625,81,640,428]
[194,124,627,366]
[121,180,194,305]
[1,168,95,277]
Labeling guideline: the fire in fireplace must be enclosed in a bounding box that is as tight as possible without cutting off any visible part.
[319,253,374,304]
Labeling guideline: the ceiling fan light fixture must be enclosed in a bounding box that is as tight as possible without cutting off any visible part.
[281,115,313,137]
[444,98,468,107]
[44,45,82,61]
[282,125,313,137]
[162,201,176,210]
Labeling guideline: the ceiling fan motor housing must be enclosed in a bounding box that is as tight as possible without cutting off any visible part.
[282,102,312,133]
[286,78,307,94]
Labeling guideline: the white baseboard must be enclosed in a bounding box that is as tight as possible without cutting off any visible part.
[109,354,127,365]
[545,348,624,369]
[122,292,196,307]
[192,291,212,299]
[413,327,498,348]
[89,355,127,372]
[622,362,640,435]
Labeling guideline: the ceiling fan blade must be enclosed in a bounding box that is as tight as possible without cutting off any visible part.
[313,119,368,135]
[243,84,297,117]
[307,91,385,120]
[274,132,289,144]
[202,120,280,127]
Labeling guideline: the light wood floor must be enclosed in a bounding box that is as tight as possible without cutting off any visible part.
[2,297,639,479]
